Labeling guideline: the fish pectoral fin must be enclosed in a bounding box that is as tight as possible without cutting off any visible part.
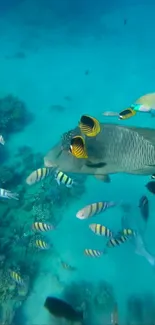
[94,174,111,183]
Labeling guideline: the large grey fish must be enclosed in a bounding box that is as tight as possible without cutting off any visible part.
[44,121,155,179]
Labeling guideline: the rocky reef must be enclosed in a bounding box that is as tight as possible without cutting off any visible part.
[64,280,115,325]
[0,267,30,325]
[126,292,155,325]
[0,134,88,325]
[0,95,34,138]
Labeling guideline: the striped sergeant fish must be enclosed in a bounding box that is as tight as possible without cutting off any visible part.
[107,234,130,248]
[0,188,19,200]
[89,223,113,237]
[84,248,105,257]
[26,167,54,185]
[121,228,137,237]
[35,239,50,250]
[9,270,24,286]
[76,201,116,220]
[32,222,54,232]
[55,170,74,188]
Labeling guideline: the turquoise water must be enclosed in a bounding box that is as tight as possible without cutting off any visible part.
[1,1,155,324]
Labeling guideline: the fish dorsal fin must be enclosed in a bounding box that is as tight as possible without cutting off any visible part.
[127,126,155,146]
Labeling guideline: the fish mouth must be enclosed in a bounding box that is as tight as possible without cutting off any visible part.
[119,108,136,120]
[69,135,88,159]
[79,114,101,137]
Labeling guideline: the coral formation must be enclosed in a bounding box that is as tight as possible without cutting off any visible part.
[0,95,34,137]
[126,293,155,325]
[0,121,87,325]
[94,280,114,312]
[64,280,115,324]
[0,267,29,325]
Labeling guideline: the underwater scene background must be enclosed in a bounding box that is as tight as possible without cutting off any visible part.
[1,0,155,324]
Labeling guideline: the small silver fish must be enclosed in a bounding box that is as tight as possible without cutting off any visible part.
[102,111,119,117]
[0,135,5,145]
[0,188,19,200]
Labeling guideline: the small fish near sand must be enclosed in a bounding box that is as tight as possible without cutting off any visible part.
[9,270,24,286]
[44,296,83,322]
[76,201,116,220]
[89,223,114,237]
[79,114,101,137]
[32,222,54,232]
[26,167,54,186]
[84,248,105,257]
[0,188,19,200]
[35,239,50,250]
[139,195,149,222]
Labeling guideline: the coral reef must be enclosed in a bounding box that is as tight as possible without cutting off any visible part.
[64,280,115,325]
[0,266,30,325]
[0,95,34,137]
[94,280,114,312]
[126,292,155,325]
[0,129,88,325]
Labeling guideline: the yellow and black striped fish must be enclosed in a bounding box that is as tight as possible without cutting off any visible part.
[89,223,113,237]
[35,239,50,250]
[9,270,24,286]
[76,201,115,219]
[119,108,137,120]
[61,261,76,271]
[55,170,74,188]
[121,228,137,237]
[32,222,54,232]
[69,135,88,159]
[79,115,101,137]
[107,235,130,248]
[84,248,105,257]
[26,167,53,185]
